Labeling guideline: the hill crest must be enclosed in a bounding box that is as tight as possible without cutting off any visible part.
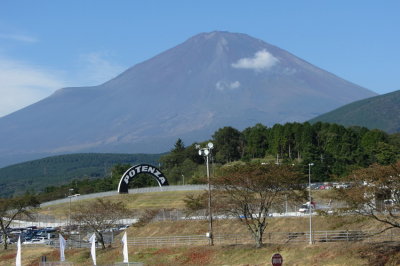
[309,90,400,133]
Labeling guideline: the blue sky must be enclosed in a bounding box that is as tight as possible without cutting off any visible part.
[0,0,399,117]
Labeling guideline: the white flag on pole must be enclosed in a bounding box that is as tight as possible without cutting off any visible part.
[121,232,129,263]
[16,236,21,266]
[59,234,67,262]
[89,233,97,265]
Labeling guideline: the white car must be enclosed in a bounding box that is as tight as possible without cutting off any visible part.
[299,202,316,213]
[23,237,50,245]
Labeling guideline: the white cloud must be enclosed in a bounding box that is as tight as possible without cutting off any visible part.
[232,49,278,71]
[77,52,126,86]
[230,81,240,89]
[216,80,241,91]
[0,51,126,117]
[0,57,66,117]
[0,33,38,43]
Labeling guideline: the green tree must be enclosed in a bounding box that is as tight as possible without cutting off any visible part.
[212,127,242,163]
[267,124,284,157]
[184,143,206,165]
[160,138,186,169]
[291,122,305,161]
[110,164,131,187]
[360,129,388,152]
[159,140,204,185]
[242,123,269,159]
[373,142,398,165]
[388,133,400,149]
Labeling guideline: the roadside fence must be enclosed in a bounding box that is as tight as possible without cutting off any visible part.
[34,228,400,251]
[39,262,73,266]
[124,229,400,247]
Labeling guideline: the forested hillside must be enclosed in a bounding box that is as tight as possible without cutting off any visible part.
[309,90,400,133]
[0,153,162,197]
[2,121,399,200]
[160,122,400,185]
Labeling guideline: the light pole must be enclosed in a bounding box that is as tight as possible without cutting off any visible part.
[196,142,214,246]
[308,163,314,245]
[68,188,74,229]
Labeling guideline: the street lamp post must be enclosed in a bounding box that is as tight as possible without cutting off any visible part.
[308,163,314,245]
[196,142,214,246]
[68,188,74,229]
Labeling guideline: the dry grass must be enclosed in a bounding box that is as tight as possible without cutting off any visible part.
[7,189,397,265]
[0,246,53,266]
[3,241,398,265]
[1,216,399,265]
[124,215,384,239]
[38,190,204,219]
[38,189,337,219]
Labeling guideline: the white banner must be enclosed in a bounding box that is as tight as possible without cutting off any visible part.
[16,236,21,266]
[89,233,97,265]
[59,234,66,262]
[121,232,129,263]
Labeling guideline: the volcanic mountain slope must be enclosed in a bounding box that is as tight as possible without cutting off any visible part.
[309,90,400,133]
[0,31,376,167]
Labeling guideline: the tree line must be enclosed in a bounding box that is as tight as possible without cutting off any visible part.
[7,121,400,203]
[161,121,400,184]
[1,120,400,249]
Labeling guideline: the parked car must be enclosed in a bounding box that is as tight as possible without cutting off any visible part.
[119,225,130,230]
[384,199,396,206]
[299,201,316,213]
[23,237,50,245]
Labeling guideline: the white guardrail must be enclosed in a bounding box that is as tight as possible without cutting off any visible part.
[41,229,400,249]
[121,229,400,246]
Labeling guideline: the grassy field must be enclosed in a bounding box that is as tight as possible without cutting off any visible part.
[39,190,204,218]
[38,189,334,219]
[119,216,379,238]
[3,189,399,265]
[2,237,400,265]
[3,216,399,265]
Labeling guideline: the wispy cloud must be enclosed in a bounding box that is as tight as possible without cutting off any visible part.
[77,52,126,86]
[0,33,38,43]
[216,80,241,91]
[0,50,126,117]
[232,49,278,71]
[0,57,66,117]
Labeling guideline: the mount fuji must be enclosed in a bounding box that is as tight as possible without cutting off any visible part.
[0,31,376,167]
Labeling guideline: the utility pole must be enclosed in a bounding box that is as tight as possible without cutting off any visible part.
[68,188,74,230]
[308,163,314,245]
